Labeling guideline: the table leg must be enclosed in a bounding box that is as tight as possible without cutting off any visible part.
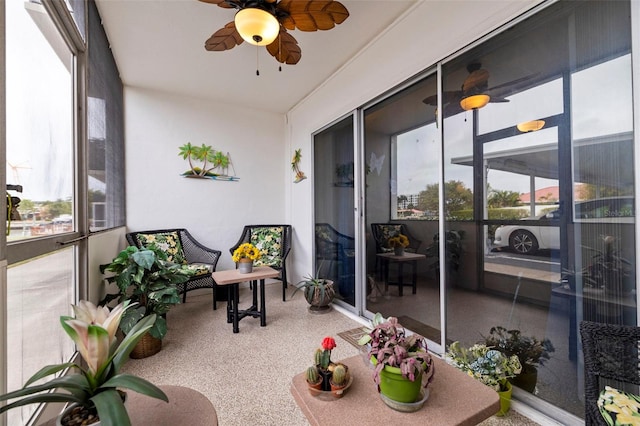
[252,279,258,307]
[232,283,239,333]
[398,263,404,296]
[226,285,232,323]
[383,259,389,294]
[259,279,266,327]
[412,260,417,294]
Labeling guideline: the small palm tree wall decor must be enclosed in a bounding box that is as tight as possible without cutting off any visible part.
[178,143,238,181]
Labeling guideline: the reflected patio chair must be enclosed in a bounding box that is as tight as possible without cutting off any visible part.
[370,223,422,277]
[315,223,355,300]
[580,320,640,425]
[229,225,292,301]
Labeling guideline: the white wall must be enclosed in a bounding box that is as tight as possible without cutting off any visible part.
[284,1,542,286]
[125,88,285,271]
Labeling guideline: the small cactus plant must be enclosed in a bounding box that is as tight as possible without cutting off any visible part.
[314,348,323,366]
[306,366,320,384]
[331,364,347,386]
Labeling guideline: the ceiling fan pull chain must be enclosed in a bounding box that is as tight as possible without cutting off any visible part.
[256,45,260,76]
[278,34,282,72]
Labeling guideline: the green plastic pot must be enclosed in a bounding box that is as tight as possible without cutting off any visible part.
[371,356,422,403]
[496,380,512,416]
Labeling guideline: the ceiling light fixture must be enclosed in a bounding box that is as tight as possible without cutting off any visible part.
[234,8,280,46]
[517,120,545,133]
[460,94,490,111]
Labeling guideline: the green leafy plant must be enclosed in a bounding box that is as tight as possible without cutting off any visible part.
[362,317,435,386]
[178,142,230,177]
[0,301,167,426]
[446,341,522,391]
[291,270,335,306]
[483,326,554,373]
[425,230,465,275]
[100,245,193,339]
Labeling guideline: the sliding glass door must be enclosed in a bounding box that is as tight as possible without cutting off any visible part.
[313,115,356,307]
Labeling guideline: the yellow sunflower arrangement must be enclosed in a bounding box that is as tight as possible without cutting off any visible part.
[387,234,409,249]
[232,243,262,262]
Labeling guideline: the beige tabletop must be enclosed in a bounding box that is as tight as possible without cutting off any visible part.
[40,385,217,426]
[291,354,499,426]
[212,265,279,285]
[376,252,427,261]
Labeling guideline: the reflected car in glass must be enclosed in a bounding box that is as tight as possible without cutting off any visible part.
[493,197,635,255]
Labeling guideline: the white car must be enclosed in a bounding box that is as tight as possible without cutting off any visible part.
[492,197,635,255]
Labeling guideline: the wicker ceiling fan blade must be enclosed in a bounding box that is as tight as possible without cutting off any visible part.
[278,0,349,31]
[266,31,302,64]
[205,22,244,51]
[462,69,490,92]
[422,91,463,106]
[198,0,237,9]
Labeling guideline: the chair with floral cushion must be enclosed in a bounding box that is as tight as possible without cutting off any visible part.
[126,228,223,309]
[229,225,292,301]
[370,223,422,277]
[580,320,640,425]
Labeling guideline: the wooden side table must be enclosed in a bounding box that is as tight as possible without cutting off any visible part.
[376,252,426,296]
[212,266,280,333]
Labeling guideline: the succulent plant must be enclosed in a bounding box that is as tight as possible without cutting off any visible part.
[332,364,347,386]
[314,348,323,366]
[306,366,319,384]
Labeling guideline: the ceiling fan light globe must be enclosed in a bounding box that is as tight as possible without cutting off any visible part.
[460,94,490,111]
[517,120,545,133]
[235,8,280,46]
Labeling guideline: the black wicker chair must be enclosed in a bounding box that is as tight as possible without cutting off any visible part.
[229,225,292,301]
[580,320,640,425]
[126,229,223,309]
[370,223,422,277]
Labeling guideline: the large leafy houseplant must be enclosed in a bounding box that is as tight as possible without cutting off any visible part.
[0,301,167,426]
[100,244,193,339]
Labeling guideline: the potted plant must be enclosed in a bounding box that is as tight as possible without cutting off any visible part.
[100,244,194,357]
[425,230,465,278]
[359,317,435,404]
[0,300,167,426]
[387,234,409,256]
[304,337,351,396]
[483,326,554,393]
[446,341,522,416]
[231,242,261,274]
[178,142,230,178]
[291,271,335,313]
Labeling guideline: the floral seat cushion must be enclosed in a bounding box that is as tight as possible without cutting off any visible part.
[180,263,212,277]
[599,386,640,425]
[136,231,186,264]
[250,226,284,268]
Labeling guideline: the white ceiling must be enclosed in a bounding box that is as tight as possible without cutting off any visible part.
[94,0,417,114]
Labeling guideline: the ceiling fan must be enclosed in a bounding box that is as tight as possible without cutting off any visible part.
[199,0,349,66]
[423,62,530,116]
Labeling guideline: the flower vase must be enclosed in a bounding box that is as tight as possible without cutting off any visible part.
[394,247,405,256]
[238,259,253,274]
[496,380,512,416]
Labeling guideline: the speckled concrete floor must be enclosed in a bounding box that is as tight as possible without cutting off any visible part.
[122,282,544,425]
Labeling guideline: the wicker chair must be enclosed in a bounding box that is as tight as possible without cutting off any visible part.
[229,225,292,301]
[126,229,223,309]
[370,223,422,277]
[580,320,640,425]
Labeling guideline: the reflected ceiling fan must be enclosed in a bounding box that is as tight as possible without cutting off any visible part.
[423,62,531,116]
[199,0,349,67]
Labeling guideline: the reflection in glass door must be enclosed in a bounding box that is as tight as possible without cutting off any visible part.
[314,116,356,306]
[362,73,443,349]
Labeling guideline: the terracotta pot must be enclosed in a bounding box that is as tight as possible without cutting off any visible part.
[330,380,348,398]
[307,378,323,396]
